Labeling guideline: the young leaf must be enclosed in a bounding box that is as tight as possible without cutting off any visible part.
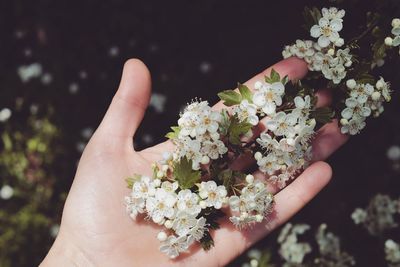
[200,231,214,251]
[165,126,181,139]
[238,83,252,102]
[218,169,234,190]
[173,157,201,189]
[217,90,242,106]
[311,107,335,124]
[270,68,280,82]
[125,174,141,189]
[218,109,231,136]
[200,208,225,230]
[228,116,252,145]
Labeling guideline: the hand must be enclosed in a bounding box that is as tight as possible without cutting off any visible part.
[40,58,348,267]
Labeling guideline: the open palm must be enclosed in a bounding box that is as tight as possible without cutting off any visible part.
[41,58,348,267]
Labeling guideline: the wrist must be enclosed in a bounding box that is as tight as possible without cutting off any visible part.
[40,232,94,267]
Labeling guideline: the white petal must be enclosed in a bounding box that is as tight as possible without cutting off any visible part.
[341,108,353,119]
[310,25,321,38]
[330,19,343,31]
[319,18,330,27]
[318,36,330,48]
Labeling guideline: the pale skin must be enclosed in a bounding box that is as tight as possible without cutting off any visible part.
[40,57,348,267]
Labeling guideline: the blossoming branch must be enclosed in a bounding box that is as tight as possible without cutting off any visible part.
[124,6,397,259]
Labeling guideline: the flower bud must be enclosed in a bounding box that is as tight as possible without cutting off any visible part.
[199,201,207,209]
[157,231,167,242]
[245,174,254,184]
[376,79,385,89]
[254,81,263,90]
[327,48,335,56]
[200,156,210,165]
[255,214,264,223]
[385,37,393,46]
[164,220,173,229]
[340,118,349,125]
[153,179,161,187]
[250,259,259,267]
[372,91,381,101]
[156,170,164,179]
[346,79,357,89]
[161,165,169,172]
[392,18,400,28]
[254,151,263,161]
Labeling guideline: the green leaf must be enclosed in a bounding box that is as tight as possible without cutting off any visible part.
[238,83,252,102]
[281,75,289,85]
[218,109,231,136]
[199,208,225,230]
[265,68,281,84]
[125,174,141,189]
[173,157,201,189]
[200,231,214,251]
[228,116,252,145]
[218,90,242,106]
[311,107,335,124]
[302,6,322,32]
[218,169,234,189]
[165,126,181,139]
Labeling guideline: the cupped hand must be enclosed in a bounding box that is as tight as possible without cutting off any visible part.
[41,58,348,267]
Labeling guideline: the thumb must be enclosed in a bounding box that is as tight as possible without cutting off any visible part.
[96,59,151,143]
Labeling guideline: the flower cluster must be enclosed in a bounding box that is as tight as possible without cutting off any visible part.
[228,176,274,228]
[253,79,317,188]
[174,101,227,170]
[385,239,400,267]
[283,7,352,84]
[125,173,225,258]
[385,18,400,55]
[123,5,397,259]
[340,78,391,135]
[278,223,312,265]
[351,194,400,236]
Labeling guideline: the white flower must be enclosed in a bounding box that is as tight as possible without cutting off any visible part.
[201,139,228,160]
[253,82,285,115]
[351,208,367,224]
[0,185,14,200]
[159,235,189,259]
[385,239,400,264]
[125,195,145,220]
[146,188,177,224]
[188,217,207,241]
[340,116,366,135]
[172,211,197,237]
[176,189,201,216]
[266,112,297,137]
[257,132,280,151]
[341,97,371,119]
[321,7,345,21]
[161,181,179,193]
[310,17,343,48]
[350,83,374,103]
[0,108,12,122]
[322,63,346,84]
[336,48,353,67]
[233,99,259,126]
[376,77,391,102]
[256,153,281,175]
[178,101,220,138]
[132,176,157,199]
[292,40,315,58]
[293,95,311,119]
[198,181,227,209]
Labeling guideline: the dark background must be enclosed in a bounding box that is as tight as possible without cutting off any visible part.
[0,0,400,266]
